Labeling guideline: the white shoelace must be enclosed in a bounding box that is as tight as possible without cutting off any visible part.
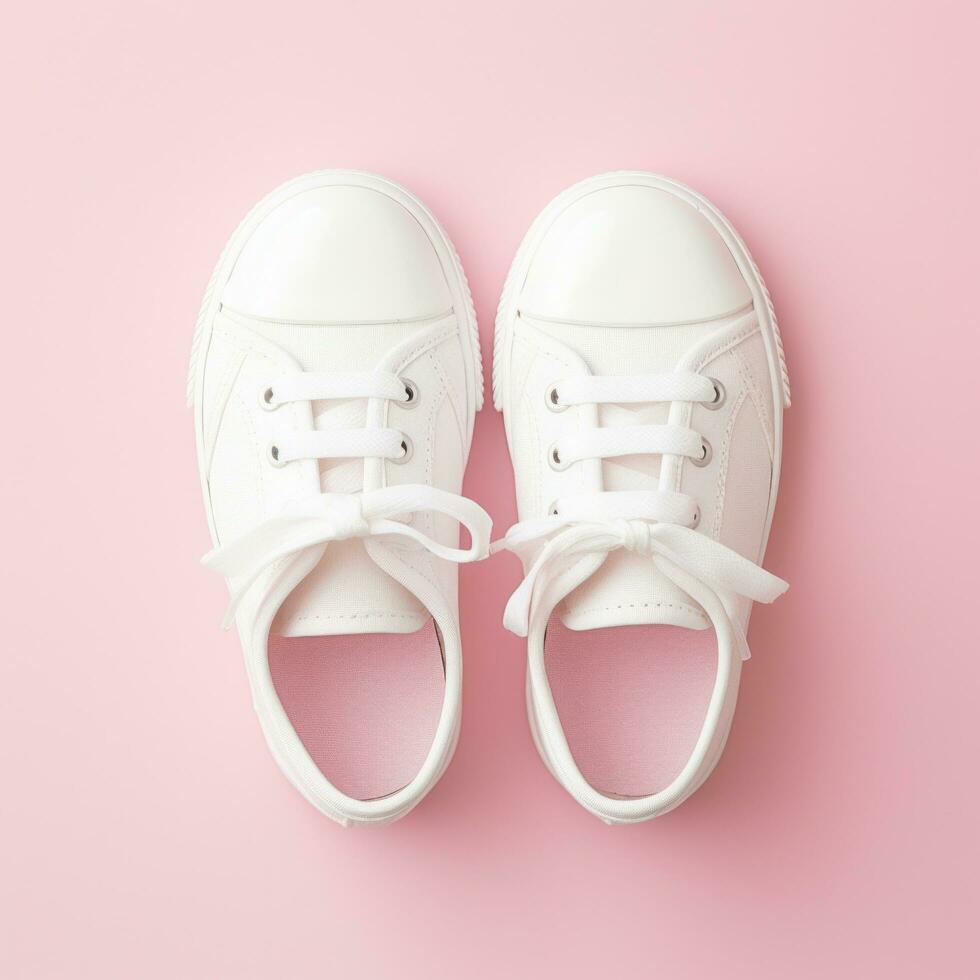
[260,371,417,465]
[493,371,787,655]
[204,371,492,627]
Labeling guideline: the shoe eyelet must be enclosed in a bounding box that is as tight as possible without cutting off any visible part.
[705,378,726,410]
[391,435,413,464]
[259,386,280,411]
[544,383,567,412]
[547,500,559,517]
[691,506,701,529]
[692,438,712,467]
[267,442,286,467]
[548,443,571,471]
[400,379,420,409]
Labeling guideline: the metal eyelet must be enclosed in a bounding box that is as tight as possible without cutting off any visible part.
[267,442,286,467]
[705,378,726,410]
[692,438,712,467]
[259,386,280,411]
[391,435,413,464]
[544,383,567,412]
[400,379,420,409]
[548,443,571,471]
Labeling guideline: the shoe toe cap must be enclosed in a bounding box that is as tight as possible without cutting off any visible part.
[520,182,751,324]
[223,182,452,322]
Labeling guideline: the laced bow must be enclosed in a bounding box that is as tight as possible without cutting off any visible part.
[204,485,492,628]
[492,517,787,659]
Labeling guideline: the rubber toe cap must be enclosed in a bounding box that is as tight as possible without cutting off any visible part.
[520,183,751,325]
[223,183,452,322]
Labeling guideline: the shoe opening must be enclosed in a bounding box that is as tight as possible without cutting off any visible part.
[544,618,716,799]
[269,620,444,801]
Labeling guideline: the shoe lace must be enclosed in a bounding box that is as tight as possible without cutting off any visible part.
[203,370,492,628]
[492,371,787,655]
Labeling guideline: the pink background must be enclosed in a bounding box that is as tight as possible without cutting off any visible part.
[3,1,978,976]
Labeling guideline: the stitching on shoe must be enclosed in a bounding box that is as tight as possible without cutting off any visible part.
[425,347,466,451]
[665,325,762,496]
[398,382,448,596]
[562,600,709,625]
[288,611,428,624]
[731,339,774,460]
[220,305,454,328]
[512,329,582,509]
[212,319,288,361]
[204,349,246,476]
[513,334,547,515]
[692,324,760,373]
[394,322,459,368]
[390,320,461,545]
[712,387,748,539]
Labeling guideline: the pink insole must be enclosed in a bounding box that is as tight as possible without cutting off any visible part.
[544,620,716,798]
[268,621,444,801]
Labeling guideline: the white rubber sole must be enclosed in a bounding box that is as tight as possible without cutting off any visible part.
[187,169,483,492]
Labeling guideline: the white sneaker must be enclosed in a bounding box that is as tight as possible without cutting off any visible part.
[189,171,491,826]
[493,172,789,823]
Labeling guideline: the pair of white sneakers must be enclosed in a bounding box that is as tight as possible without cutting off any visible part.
[190,170,789,826]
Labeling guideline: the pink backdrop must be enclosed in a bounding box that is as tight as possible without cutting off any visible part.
[3,1,977,976]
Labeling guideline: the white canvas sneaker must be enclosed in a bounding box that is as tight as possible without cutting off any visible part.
[189,171,491,826]
[493,172,790,824]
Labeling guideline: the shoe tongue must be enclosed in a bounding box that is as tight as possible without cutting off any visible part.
[557,553,709,631]
[556,398,709,633]
[271,537,428,637]
[226,310,430,638]
[529,316,728,635]
[270,410,428,638]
